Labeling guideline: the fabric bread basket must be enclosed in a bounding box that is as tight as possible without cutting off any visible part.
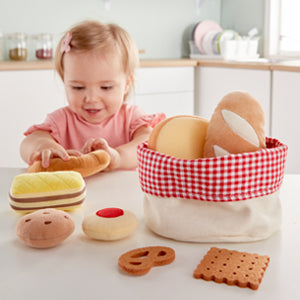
[137,137,288,242]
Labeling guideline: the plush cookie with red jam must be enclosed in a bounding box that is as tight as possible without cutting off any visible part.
[82,208,138,241]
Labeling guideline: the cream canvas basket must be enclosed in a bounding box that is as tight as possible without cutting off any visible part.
[137,138,288,242]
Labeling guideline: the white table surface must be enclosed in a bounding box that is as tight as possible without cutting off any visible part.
[0,168,299,300]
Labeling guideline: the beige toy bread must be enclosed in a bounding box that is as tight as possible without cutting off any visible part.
[27,150,110,178]
[9,171,86,213]
[203,91,266,157]
[148,115,209,159]
[16,208,75,248]
[82,207,138,241]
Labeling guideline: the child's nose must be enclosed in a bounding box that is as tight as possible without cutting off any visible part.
[85,88,101,103]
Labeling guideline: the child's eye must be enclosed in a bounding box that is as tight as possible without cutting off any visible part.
[72,86,84,90]
[101,86,113,90]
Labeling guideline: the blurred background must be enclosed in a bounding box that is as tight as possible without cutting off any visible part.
[0,0,264,58]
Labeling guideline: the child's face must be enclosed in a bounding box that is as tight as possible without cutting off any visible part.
[63,48,131,124]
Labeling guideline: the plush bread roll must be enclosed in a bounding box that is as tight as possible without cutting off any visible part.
[28,150,110,178]
[148,115,209,159]
[203,91,266,157]
[16,208,75,248]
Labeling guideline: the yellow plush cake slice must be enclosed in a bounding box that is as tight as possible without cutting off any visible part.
[9,171,86,213]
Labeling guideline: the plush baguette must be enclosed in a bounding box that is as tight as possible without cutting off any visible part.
[27,150,110,178]
[9,171,86,213]
[203,91,266,157]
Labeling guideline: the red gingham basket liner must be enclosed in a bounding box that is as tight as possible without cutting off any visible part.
[137,138,288,202]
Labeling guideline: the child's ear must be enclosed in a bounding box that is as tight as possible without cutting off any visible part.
[125,74,134,94]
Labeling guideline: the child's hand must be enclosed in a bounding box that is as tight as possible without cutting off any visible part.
[28,148,82,168]
[81,138,120,170]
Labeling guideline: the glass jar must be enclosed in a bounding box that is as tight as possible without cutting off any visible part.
[33,33,53,60]
[7,33,28,61]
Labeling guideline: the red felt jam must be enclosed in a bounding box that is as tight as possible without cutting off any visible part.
[96,208,124,218]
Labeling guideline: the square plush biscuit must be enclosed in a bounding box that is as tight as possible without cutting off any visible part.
[193,247,270,290]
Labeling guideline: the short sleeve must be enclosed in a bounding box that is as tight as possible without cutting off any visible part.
[129,112,166,139]
[24,111,62,143]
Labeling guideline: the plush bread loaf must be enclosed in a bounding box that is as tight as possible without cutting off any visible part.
[9,171,86,213]
[203,91,266,157]
[148,115,209,159]
[27,150,110,178]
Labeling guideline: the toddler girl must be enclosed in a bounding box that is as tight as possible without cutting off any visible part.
[20,20,164,171]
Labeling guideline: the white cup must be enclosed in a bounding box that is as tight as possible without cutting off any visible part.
[220,40,237,60]
[236,40,247,57]
[247,40,259,57]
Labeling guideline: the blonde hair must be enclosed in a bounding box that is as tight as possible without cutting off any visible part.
[55,20,139,81]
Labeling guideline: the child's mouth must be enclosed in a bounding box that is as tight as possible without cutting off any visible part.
[85,108,102,114]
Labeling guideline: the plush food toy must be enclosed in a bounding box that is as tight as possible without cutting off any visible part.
[203,91,266,157]
[148,115,209,159]
[82,207,138,241]
[9,171,86,213]
[16,208,75,248]
[27,150,110,178]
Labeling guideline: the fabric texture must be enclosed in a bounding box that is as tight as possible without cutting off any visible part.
[25,104,165,150]
[138,137,287,242]
[137,138,288,202]
[144,191,281,242]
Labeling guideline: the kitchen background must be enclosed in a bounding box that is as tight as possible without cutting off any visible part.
[0,0,264,58]
[1,0,299,174]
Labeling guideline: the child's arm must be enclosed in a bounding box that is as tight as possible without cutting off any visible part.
[114,125,152,170]
[81,125,152,170]
[20,130,72,168]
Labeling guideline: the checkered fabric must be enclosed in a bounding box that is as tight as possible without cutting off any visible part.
[137,138,288,202]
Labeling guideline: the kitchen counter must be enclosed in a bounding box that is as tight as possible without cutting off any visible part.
[1,58,300,71]
[0,59,198,71]
[0,168,299,300]
[197,58,300,72]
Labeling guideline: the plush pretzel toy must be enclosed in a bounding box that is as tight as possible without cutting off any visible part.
[28,150,111,178]
[203,91,266,157]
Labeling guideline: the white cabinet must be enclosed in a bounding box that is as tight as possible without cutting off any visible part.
[0,70,66,167]
[133,67,194,117]
[194,66,271,135]
[272,71,300,174]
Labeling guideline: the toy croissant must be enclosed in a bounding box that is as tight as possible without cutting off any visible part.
[27,150,111,178]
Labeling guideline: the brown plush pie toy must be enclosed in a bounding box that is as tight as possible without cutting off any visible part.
[27,150,111,178]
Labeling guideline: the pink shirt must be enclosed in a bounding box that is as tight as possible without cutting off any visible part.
[25,104,164,150]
